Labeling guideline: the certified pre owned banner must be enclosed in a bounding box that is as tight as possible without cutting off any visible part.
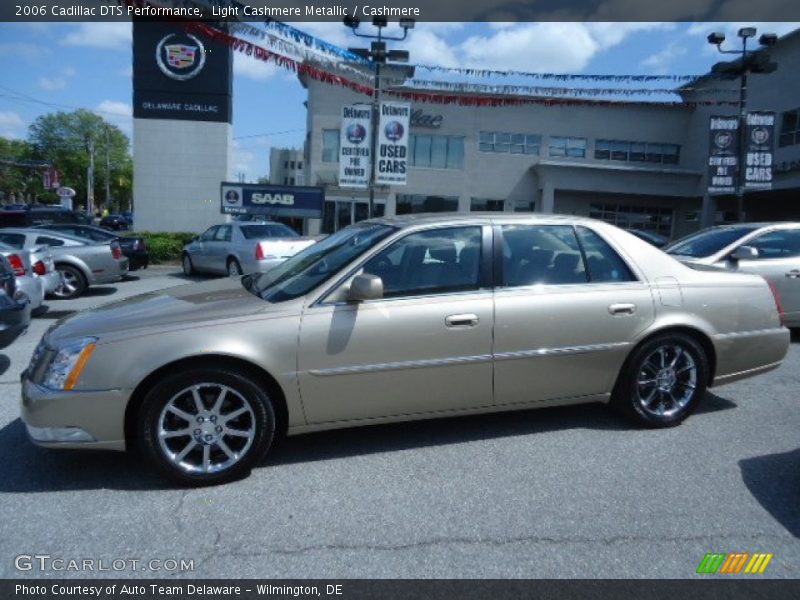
[339,104,372,189]
[744,112,775,189]
[708,115,740,194]
[376,102,410,186]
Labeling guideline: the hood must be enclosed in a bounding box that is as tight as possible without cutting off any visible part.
[47,277,290,344]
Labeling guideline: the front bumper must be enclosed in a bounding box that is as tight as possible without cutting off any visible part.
[20,375,128,451]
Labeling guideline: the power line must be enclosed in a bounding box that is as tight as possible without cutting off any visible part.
[233,128,305,140]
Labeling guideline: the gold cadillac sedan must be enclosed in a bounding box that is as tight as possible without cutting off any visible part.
[21,215,790,485]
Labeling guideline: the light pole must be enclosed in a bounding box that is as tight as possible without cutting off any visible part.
[343,16,414,218]
[707,28,777,223]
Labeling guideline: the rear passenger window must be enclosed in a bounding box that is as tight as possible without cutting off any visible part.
[576,227,636,283]
[35,236,65,247]
[0,233,26,249]
[502,225,587,286]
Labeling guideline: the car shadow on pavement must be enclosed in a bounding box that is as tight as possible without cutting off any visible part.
[0,392,738,492]
[0,419,170,493]
[791,329,800,343]
[267,392,737,467]
[0,354,10,376]
[80,287,118,297]
[739,447,800,538]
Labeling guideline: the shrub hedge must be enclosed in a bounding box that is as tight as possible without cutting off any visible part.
[124,231,196,263]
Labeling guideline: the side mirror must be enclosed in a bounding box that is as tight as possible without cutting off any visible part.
[730,245,759,261]
[348,273,384,302]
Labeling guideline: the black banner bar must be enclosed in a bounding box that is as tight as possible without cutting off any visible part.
[5,580,800,600]
[4,0,800,22]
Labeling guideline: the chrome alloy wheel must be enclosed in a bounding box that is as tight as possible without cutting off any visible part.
[157,383,256,474]
[53,269,79,298]
[636,344,697,418]
[182,254,193,276]
[227,260,242,277]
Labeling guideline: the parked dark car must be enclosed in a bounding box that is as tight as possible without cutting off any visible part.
[121,211,134,225]
[33,224,149,270]
[99,214,129,231]
[0,206,86,228]
[628,229,669,248]
[0,254,31,349]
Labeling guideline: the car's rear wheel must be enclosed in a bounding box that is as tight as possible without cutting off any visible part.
[612,333,709,427]
[181,253,194,276]
[139,368,275,486]
[51,264,86,299]
[227,258,242,277]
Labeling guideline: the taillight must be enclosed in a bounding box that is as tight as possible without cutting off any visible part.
[111,242,122,259]
[255,243,264,261]
[33,260,46,276]
[8,254,25,276]
[764,278,785,326]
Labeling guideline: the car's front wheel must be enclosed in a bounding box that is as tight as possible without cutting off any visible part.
[612,333,709,427]
[181,253,194,276]
[139,368,276,486]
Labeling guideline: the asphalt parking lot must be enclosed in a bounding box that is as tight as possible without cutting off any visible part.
[0,266,798,579]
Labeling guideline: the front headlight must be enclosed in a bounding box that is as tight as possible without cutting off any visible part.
[42,337,97,390]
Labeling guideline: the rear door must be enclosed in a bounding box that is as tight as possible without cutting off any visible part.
[727,227,800,325]
[493,224,655,405]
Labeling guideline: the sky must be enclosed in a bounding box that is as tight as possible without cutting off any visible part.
[1,21,799,182]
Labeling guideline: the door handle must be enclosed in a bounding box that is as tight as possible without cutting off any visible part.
[786,270,800,279]
[445,313,479,327]
[608,303,636,316]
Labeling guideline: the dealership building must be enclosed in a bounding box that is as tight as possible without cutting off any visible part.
[294,28,800,238]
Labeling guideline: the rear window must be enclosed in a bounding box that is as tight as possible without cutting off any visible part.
[667,225,761,258]
[240,223,298,239]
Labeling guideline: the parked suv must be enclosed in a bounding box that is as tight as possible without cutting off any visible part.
[0,206,86,228]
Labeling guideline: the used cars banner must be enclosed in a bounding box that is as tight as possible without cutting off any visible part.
[744,111,775,189]
[376,102,410,186]
[338,104,372,189]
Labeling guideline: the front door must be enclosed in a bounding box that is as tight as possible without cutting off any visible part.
[298,225,494,423]
[722,227,800,325]
[493,223,655,405]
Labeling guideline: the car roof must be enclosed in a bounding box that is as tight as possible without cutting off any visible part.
[0,227,91,243]
[364,212,607,229]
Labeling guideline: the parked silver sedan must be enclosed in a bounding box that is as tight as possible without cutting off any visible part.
[666,222,800,327]
[182,221,316,277]
[21,215,789,485]
[0,228,128,299]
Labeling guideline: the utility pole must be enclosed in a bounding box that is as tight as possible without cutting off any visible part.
[104,125,112,210]
[708,28,778,223]
[344,16,414,218]
[86,135,95,216]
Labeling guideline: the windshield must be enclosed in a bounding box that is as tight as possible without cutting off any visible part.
[666,225,761,258]
[240,223,298,239]
[252,224,395,303]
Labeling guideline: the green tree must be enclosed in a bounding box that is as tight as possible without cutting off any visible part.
[27,109,133,211]
[0,137,54,203]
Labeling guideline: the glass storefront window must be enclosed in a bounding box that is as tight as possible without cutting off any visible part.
[589,202,673,237]
[322,129,339,163]
[471,198,505,212]
[396,195,459,214]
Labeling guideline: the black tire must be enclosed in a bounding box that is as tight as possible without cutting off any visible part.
[139,368,275,486]
[611,333,709,428]
[181,253,194,276]
[51,264,87,300]
[227,258,243,277]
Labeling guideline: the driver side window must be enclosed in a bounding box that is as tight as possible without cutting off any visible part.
[200,226,218,242]
[746,229,800,259]
[362,226,482,298]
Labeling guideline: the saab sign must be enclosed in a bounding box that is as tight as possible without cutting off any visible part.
[221,183,324,218]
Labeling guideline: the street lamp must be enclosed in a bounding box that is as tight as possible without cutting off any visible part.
[343,16,414,218]
[707,27,778,222]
